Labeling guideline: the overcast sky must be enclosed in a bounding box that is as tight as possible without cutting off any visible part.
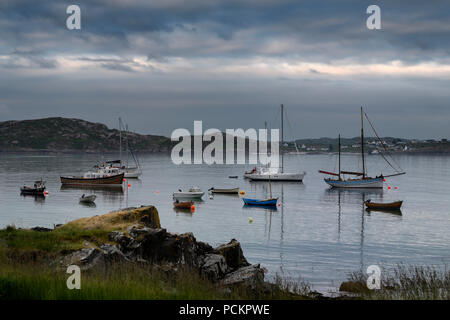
[1,0,449,139]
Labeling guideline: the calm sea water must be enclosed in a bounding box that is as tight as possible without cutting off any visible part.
[1,152,450,293]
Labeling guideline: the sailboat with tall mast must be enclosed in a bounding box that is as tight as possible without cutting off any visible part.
[98,118,142,178]
[244,104,306,182]
[319,107,405,188]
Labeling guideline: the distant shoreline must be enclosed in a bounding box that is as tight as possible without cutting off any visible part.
[1,150,450,156]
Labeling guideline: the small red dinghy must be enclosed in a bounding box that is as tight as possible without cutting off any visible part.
[173,200,193,209]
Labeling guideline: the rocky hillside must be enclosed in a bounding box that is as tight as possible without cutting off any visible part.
[0,117,173,152]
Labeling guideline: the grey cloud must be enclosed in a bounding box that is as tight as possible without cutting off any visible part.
[0,1,449,139]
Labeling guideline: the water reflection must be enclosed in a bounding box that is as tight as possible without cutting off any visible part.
[79,202,97,208]
[60,184,125,202]
[365,208,403,215]
[321,188,384,272]
[20,193,46,204]
[173,208,194,215]
[323,187,384,204]
[242,204,277,211]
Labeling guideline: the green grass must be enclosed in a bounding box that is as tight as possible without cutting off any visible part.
[347,264,450,300]
[0,261,311,300]
[0,226,310,300]
[0,263,225,300]
[0,225,110,258]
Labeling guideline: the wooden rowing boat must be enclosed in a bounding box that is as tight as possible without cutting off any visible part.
[364,200,403,210]
[208,187,239,194]
[60,173,124,186]
[173,201,193,209]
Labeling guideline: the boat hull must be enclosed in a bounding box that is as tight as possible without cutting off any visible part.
[173,201,194,209]
[20,188,45,196]
[60,173,124,186]
[242,198,278,206]
[123,167,142,178]
[244,172,306,182]
[324,177,383,188]
[365,200,403,210]
[209,187,239,194]
[173,192,204,200]
[124,171,141,178]
[79,195,97,203]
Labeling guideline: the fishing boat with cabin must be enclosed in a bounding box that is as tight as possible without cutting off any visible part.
[319,107,405,188]
[20,179,46,196]
[60,171,124,186]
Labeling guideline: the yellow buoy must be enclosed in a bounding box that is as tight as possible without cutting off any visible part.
[240,190,245,195]
[249,217,253,223]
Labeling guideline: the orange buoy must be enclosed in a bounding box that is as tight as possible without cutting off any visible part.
[240,190,245,195]
[190,205,195,211]
[388,186,391,190]
[128,184,131,187]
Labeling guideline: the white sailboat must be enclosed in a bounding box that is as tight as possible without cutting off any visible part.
[319,107,405,188]
[99,118,142,178]
[244,104,306,182]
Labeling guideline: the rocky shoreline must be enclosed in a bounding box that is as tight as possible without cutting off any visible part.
[43,205,280,294]
[0,205,364,299]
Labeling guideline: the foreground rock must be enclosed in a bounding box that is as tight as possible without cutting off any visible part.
[222,264,265,289]
[59,206,265,289]
[214,239,250,271]
[64,205,161,231]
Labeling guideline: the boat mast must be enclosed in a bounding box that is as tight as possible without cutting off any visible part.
[269,174,272,198]
[119,117,122,165]
[281,104,284,173]
[338,134,341,180]
[126,123,129,169]
[360,107,366,178]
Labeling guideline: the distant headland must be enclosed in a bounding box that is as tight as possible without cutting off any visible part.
[0,117,449,154]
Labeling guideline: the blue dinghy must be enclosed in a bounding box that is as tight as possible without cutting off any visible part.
[242,198,278,207]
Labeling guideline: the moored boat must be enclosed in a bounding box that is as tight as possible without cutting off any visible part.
[60,172,124,186]
[364,199,403,210]
[173,187,204,200]
[319,107,405,189]
[244,105,307,182]
[79,194,97,203]
[324,177,384,188]
[20,179,46,196]
[96,118,142,179]
[208,187,239,194]
[245,167,306,181]
[173,200,194,209]
[242,198,278,207]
